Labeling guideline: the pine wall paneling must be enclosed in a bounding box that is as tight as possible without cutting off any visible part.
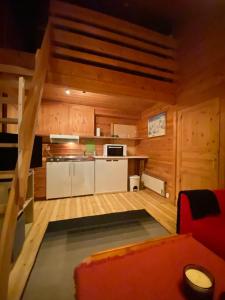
[136,103,177,203]
[136,8,225,205]
[176,8,225,189]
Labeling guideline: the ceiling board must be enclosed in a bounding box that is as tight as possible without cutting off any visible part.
[43,83,154,114]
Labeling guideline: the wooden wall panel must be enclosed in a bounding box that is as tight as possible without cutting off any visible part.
[137,10,225,203]
[7,104,18,133]
[96,116,137,137]
[220,101,225,188]
[34,163,46,199]
[175,8,225,189]
[176,11,225,106]
[0,48,34,69]
[136,103,176,203]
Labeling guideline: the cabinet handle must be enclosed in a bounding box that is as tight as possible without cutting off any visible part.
[106,159,112,162]
[73,164,75,176]
[69,164,71,176]
[113,160,118,162]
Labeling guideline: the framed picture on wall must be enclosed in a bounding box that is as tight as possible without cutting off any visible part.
[148,112,166,137]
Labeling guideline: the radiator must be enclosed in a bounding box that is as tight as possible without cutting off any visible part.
[141,173,166,197]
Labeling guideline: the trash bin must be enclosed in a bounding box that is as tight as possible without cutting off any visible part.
[129,175,140,192]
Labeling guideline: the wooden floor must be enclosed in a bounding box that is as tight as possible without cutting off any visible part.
[8,189,177,300]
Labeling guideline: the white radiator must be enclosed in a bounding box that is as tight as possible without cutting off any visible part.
[141,173,166,197]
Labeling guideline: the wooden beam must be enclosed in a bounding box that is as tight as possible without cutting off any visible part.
[0,49,35,69]
[48,59,176,104]
[0,64,34,77]
[52,29,177,72]
[18,77,25,203]
[47,71,176,104]
[53,46,177,81]
[50,16,175,58]
[50,0,176,49]
[50,58,175,94]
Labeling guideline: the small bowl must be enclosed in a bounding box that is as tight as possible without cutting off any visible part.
[183,264,215,299]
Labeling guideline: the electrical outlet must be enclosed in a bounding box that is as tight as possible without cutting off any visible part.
[166,192,169,198]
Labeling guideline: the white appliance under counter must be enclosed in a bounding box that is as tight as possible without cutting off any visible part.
[94,158,128,194]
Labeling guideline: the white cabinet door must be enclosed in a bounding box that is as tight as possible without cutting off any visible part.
[72,161,94,196]
[95,159,128,193]
[46,162,71,199]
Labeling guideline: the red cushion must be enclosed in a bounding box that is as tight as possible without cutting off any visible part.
[192,218,225,259]
[179,190,225,260]
[74,235,225,300]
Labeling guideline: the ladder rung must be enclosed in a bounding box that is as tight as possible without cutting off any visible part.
[0,171,14,179]
[0,118,18,124]
[0,96,17,104]
[0,143,18,148]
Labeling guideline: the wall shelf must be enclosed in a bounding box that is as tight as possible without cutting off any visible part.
[79,136,143,141]
[42,135,143,143]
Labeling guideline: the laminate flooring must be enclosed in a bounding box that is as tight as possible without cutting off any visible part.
[8,190,177,300]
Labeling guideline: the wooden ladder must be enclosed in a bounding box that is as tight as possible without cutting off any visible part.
[0,23,51,300]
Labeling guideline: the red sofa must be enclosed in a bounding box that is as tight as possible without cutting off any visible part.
[178,189,225,260]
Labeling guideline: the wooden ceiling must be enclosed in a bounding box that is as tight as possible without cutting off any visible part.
[43,83,154,115]
[1,0,222,117]
[44,0,177,115]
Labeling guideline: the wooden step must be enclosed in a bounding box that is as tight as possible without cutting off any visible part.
[0,118,18,124]
[0,64,34,77]
[0,143,18,148]
[0,96,17,104]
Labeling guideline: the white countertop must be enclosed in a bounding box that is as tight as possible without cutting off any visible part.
[94,156,148,159]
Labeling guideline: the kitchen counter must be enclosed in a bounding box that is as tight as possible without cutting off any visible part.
[94,156,148,159]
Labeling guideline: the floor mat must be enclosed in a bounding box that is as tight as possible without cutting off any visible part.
[22,210,169,300]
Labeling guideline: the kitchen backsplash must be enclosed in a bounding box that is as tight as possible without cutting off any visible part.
[42,139,137,159]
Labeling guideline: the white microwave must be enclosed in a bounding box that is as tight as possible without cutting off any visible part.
[103,144,127,156]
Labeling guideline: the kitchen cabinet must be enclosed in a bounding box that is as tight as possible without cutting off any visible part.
[95,159,128,193]
[46,161,94,199]
[46,162,71,199]
[37,101,94,136]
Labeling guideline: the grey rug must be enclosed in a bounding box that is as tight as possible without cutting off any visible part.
[22,210,169,300]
